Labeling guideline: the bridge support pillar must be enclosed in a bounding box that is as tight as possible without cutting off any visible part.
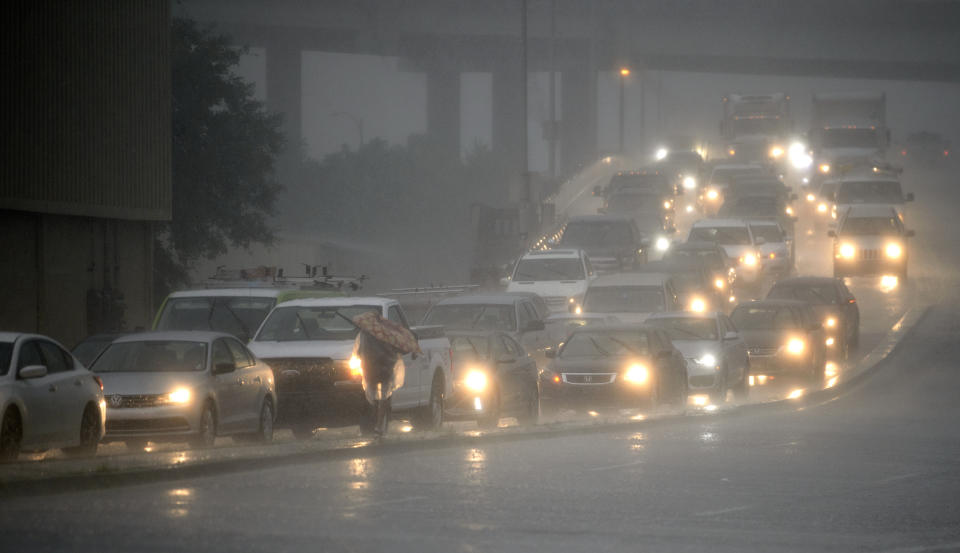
[264,37,302,157]
[426,65,461,159]
[492,66,525,194]
[561,65,597,175]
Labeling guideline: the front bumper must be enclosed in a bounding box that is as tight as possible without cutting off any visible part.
[445,387,498,421]
[104,403,201,440]
[833,257,906,276]
[746,351,810,376]
[540,374,652,407]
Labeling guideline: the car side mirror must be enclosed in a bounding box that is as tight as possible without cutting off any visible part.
[525,320,545,332]
[19,365,48,379]
[723,331,739,341]
[213,362,235,375]
[905,229,915,238]
[545,349,557,359]
[827,230,837,238]
[905,192,915,202]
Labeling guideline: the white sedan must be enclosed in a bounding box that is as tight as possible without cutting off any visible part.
[0,332,106,461]
[92,331,277,448]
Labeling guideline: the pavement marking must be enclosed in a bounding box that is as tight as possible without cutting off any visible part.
[584,459,645,472]
[876,472,923,485]
[693,505,751,517]
[346,495,427,510]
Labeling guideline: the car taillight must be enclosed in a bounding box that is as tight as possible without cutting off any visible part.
[92,375,103,392]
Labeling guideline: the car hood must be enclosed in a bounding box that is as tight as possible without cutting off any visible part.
[98,371,207,396]
[507,280,588,298]
[573,244,634,258]
[670,340,721,360]
[719,244,756,259]
[248,339,354,361]
[552,356,636,373]
[821,147,883,163]
[579,311,654,325]
[738,329,794,348]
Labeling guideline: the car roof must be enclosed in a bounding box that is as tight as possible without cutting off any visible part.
[691,218,750,228]
[771,276,839,287]
[840,174,900,184]
[112,331,234,343]
[672,241,724,252]
[521,249,582,259]
[568,324,651,333]
[567,214,634,223]
[590,272,669,287]
[0,332,63,344]
[167,288,284,299]
[435,294,525,306]
[274,297,392,308]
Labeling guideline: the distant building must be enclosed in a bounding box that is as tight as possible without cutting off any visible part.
[1,1,171,347]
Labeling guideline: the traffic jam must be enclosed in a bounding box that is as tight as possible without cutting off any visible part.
[1,91,917,463]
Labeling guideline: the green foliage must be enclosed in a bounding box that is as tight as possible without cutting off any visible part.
[157,18,284,299]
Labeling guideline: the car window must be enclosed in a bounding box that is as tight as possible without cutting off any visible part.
[721,315,737,334]
[0,342,12,376]
[226,339,254,368]
[38,341,72,373]
[387,305,409,327]
[517,303,533,330]
[212,339,233,369]
[492,335,510,360]
[503,335,525,357]
[17,340,44,371]
[583,255,594,277]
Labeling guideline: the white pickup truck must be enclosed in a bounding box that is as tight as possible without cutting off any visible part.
[247,297,451,436]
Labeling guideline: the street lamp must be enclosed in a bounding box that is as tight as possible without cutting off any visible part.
[619,68,630,154]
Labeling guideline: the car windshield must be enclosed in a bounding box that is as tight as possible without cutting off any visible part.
[72,337,118,367]
[255,305,380,341]
[560,221,632,247]
[649,317,719,341]
[423,304,517,332]
[689,226,752,245]
[837,181,904,204]
[731,118,781,135]
[583,286,665,313]
[720,198,779,217]
[513,258,585,281]
[0,342,12,376]
[666,250,724,272]
[156,296,277,339]
[608,174,667,193]
[822,128,881,149]
[449,335,490,360]
[840,216,902,236]
[560,331,649,358]
[820,182,839,198]
[768,284,839,305]
[91,341,208,373]
[731,305,800,330]
[750,225,785,242]
[544,317,608,346]
[606,192,662,213]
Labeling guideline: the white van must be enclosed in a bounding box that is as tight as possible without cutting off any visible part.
[506,249,593,313]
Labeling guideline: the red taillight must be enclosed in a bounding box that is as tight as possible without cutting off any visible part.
[92,375,103,392]
[900,149,907,156]
[552,375,561,384]
[848,298,856,304]
[945,150,950,157]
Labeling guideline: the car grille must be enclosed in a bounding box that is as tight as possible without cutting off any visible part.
[860,248,881,260]
[689,375,717,388]
[748,346,779,356]
[562,373,616,385]
[261,357,343,393]
[106,394,169,409]
[106,417,190,434]
[544,296,570,311]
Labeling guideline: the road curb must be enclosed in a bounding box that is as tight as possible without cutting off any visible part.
[0,305,930,498]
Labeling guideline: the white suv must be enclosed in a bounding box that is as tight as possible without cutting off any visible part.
[688,219,764,288]
[829,205,914,279]
[506,249,593,313]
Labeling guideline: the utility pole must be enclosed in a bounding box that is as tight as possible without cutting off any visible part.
[618,68,629,154]
[548,0,557,179]
[521,0,529,204]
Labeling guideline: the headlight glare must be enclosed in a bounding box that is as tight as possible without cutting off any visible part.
[839,243,856,259]
[655,237,670,252]
[885,243,902,259]
[697,354,717,367]
[786,338,805,355]
[624,363,649,384]
[825,317,837,328]
[741,253,758,267]
[168,388,192,404]
[683,176,697,190]
[464,370,488,392]
[348,355,363,377]
[689,297,707,313]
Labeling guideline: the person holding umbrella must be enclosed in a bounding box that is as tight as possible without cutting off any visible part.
[351,310,423,436]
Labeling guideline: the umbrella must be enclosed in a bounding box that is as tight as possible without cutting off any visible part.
[352,311,422,355]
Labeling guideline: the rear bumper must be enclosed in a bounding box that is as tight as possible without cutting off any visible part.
[541,379,652,407]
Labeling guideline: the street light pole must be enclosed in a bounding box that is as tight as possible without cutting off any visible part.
[619,68,629,155]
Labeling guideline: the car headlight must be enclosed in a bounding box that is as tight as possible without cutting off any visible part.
[806,193,816,202]
[348,355,363,378]
[689,297,707,312]
[885,243,902,259]
[819,163,831,174]
[741,253,758,267]
[825,317,837,328]
[683,176,697,190]
[817,203,828,214]
[464,370,488,392]
[655,237,670,251]
[168,388,192,404]
[785,206,795,216]
[696,354,717,368]
[770,146,785,159]
[839,243,856,259]
[706,188,719,201]
[624,363,649,384]
[663,200,673,210]
[714,278,725,290]
[786,338,805,355]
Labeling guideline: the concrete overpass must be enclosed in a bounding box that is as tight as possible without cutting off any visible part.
[177,0,960,174]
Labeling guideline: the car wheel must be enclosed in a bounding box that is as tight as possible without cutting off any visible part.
[647,377,660,411]
[190,402,217,448]
[477,389,500,430]
[709,369,728,404]
[416,373,444,431]
[63,403,101,457]
[0,408,22,462]
[733,366,750,401]
[242,399,274,444]
[516,383,540,426]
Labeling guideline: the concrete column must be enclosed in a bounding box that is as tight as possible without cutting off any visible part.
[492,66,525,180]
[561,65,597,175]
[264,37,302,155]
[426,65,461,159]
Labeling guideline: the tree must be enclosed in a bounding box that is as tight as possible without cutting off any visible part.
[156,18,284,299]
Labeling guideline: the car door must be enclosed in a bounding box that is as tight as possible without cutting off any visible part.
[226,338,261,430]
[36,340,88,445]
[501,334,533,408]
[388,304,421,408]
[13,339,59,447]
[720,315,748,382]
[490,334,520,408]
[211,338,242,432]
[837,281,859,340]
[517,301,546,357]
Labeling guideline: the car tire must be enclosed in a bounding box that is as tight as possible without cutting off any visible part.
[190,402,217,448]
[0,408,22,462]
[415,373,444,431]
[647,377,660,411]
[477,389,500,430]
[238,399,275,444]
[516,383,540,426]
[733,367,750,401]
[63,403,101,458]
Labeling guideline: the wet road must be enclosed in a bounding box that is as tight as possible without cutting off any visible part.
[2,303,959,552]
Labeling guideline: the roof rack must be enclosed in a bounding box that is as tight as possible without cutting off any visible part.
[378,284,480,298]
[202,265,368,291]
